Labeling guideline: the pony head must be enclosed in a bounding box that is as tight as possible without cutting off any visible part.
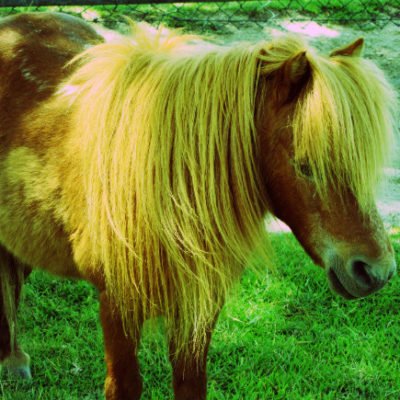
[257,35,397,298]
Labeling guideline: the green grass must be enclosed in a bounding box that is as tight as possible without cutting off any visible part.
[1,232,400,399]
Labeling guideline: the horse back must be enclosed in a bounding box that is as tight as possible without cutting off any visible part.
[0,13,102,276]
[0,13,103,145]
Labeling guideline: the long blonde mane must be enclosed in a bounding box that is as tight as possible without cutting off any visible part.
[60,25,395,355]
[62,25,270,354]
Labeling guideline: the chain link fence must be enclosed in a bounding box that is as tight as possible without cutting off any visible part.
[0,1,399,32]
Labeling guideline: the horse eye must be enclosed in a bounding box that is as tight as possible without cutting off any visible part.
[298,163,313,179]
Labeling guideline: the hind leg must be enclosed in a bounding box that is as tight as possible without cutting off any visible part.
[100,291,143,400]
[1,347,31,379]
[0,246,31,379]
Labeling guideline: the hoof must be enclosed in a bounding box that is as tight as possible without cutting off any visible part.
[1,350,32,379]
[5,364,32,379]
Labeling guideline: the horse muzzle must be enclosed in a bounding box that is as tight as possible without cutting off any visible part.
[326,254,397,299]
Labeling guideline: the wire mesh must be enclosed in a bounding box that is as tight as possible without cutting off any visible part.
[0,1,399,32]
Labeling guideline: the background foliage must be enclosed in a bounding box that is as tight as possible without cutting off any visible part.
[0,0,399,32]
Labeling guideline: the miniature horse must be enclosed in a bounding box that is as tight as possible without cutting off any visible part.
[0,12,397,399]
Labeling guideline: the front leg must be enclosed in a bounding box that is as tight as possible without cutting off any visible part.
[99,292,143,400]
[169,317,219,400]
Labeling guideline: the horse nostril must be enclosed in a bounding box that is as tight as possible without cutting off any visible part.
[387,269,395,281]
[351,260,373,288]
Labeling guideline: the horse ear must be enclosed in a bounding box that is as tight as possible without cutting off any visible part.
[284,51,310,85]
[330,38,364,57]
[275,50,310,104]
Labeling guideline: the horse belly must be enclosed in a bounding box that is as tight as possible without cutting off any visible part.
[0,147,78,277]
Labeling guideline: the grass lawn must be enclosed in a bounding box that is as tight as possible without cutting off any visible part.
[0,232,399,399]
